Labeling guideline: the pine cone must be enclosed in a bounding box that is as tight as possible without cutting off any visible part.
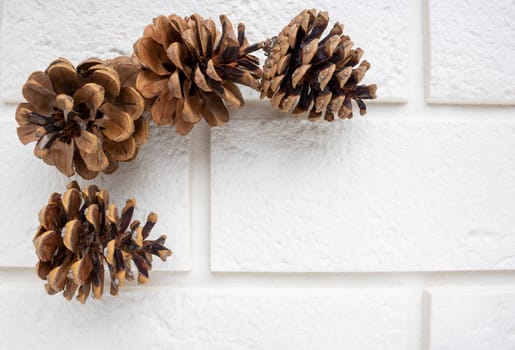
[16,57,150,179]
[261,9,377,121]
[34,181,172,303]
[134,13,263,135]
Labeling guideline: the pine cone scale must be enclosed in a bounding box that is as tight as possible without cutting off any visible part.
[200,91,229,124]
[92,261,105,299]
[47,260,70,291]
[222,81,244,107]
[36,261,52,280]
[51,140,75,176]
[153,16,176,48]
[182,82,202,123]
[116,87,145,119]
[35,230,61,262]
[103,137,137,161]
[46,60,78,95]
[77,144,108,172]
[150,89,174,125]
[22,73,56,115]
[74,130,99,154]
[97,106,134,142]
[84,66,121,99]
[135,37,170,76]
[17,124,40,145]
[193,66,213,92]
[72,83,105,117]
[64,220,81,253]
[136,70,168,99]
[133,117,150,146]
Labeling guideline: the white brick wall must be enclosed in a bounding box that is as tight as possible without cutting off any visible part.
[2,1,515,349]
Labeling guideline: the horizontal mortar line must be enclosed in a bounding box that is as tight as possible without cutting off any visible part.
[6,94,513,107]
[426,97,515,106]
[3,103,514,113]
[236,98,515,111]
[1,96,408,106]
[3,103,515,122]
[228,113,515,122]
[238,97,409,104]
[4,98,513,109]
[2,267,515,289]
[4,116,515,127]
[3,114,515,125]
[240,95,515,106]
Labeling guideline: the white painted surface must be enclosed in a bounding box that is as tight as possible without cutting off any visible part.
[211,118,515,271]
[0,0,406,103]
[0,105,191,271]
[1,1,514,349]
[0,287,410,350]
[427,0,515,104]
[426,288,515,350]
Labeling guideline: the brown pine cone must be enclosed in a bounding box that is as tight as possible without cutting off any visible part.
[133,13,263,135]
[261,9,377,121]
[16,57,150,179]
[34,181,172,303]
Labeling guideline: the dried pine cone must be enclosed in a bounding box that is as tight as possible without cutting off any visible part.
[16,57,150,179]
[34,181,172,303]
[134,13,263,135]
[261,9,377,121]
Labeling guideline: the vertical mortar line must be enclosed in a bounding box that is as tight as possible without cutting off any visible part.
[406,0,428,111]
[403,0,431,348]
[0,0,3,92]
[418,0,434,346]
[421,290,432,350]
[188,122,213,284]
[401,274,427,350]
[205,125,211,274]
[421,0,432,104]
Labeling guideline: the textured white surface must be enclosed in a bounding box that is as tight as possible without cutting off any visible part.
[426,288,515,350]
[211,118,515,272]
[1,1,515,349]
[427,0,515,104]
[0,106,191,270]
[0,0,406,103]
[0,287,409,350]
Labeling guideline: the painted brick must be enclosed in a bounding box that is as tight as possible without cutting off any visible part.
[0,106,190,270]
[0,286,409,350]
[211,118,515,272]
[426,287,515,350]
[427,0,515,104]
[0,0,407,104]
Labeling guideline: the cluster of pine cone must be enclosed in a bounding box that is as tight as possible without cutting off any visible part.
[19,9,376,303]
[16,9,376,179]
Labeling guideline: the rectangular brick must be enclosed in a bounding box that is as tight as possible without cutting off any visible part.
[0,0,407,103]
[0,286,410,350]
[426,287,515,350]
[427,0,515,104]
[0,105,190,270]
[211,119,515,272]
